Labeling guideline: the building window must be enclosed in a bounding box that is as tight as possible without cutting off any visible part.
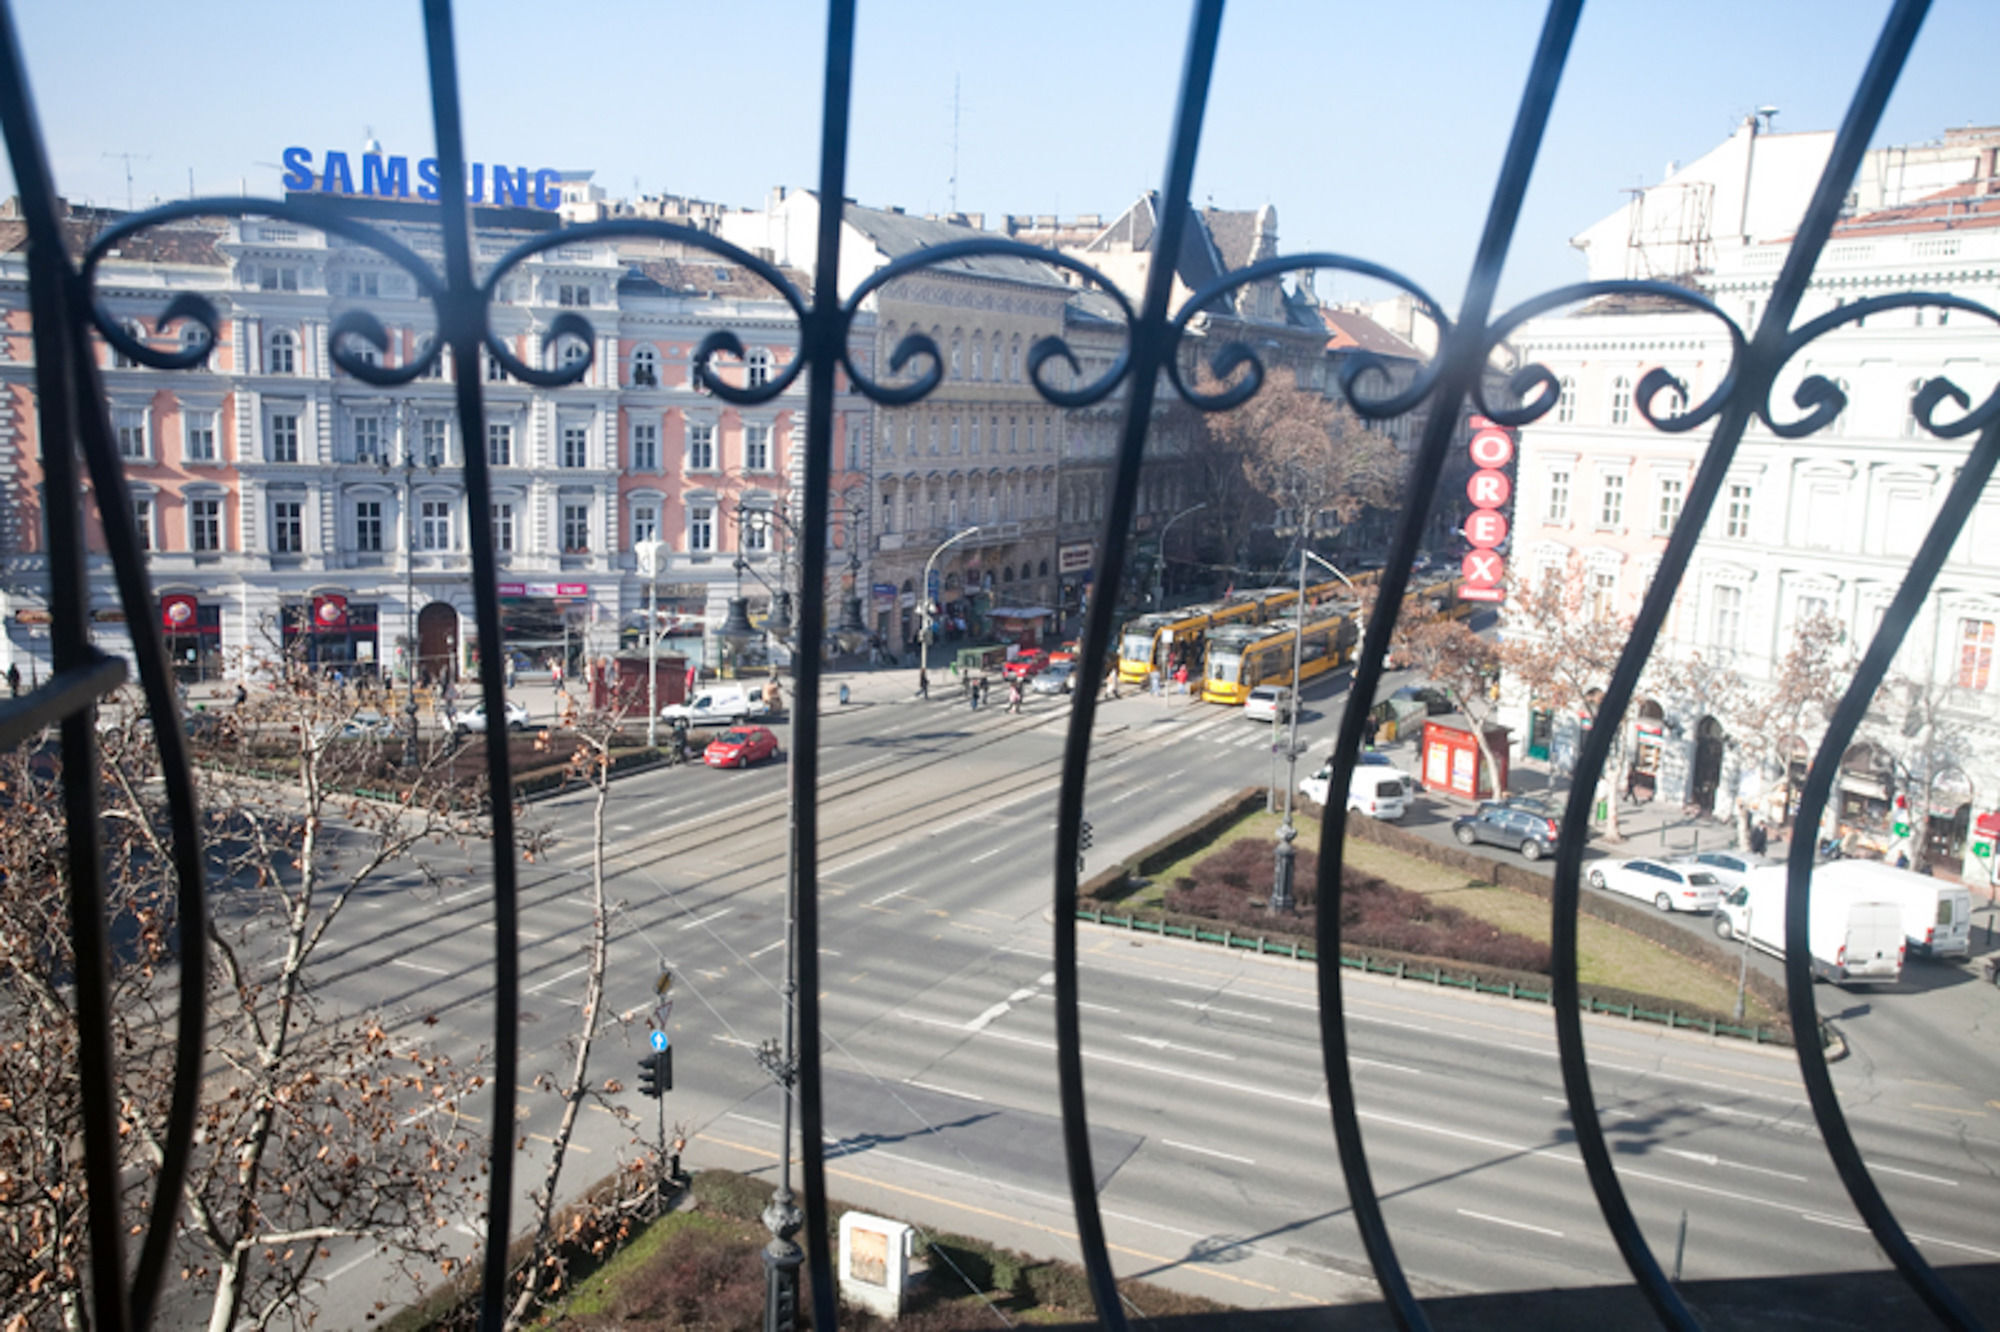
[1556,375,1575,423]
[1905,378,1926,438]
[632,503,659,546]
[1598,473,1624,528]
[1609,376,1631,426]
[971,337,983,381]
[928,419,940,455]
[270,500,303,554]
[949,418,961,454]
[949,336,962,379]
[632,346,658,387]
[184,411,217,462]
[1959,619,1994,691]
[1008,417,1018,453]
[344,272,380,298]
[1711,584,1743,653]
[1546,468,1571,524]
[632,421,659,471]
[355,500,383,553]
[268,330,297,375]
[114,408,148,461]
[420,499,451,552]
[687,505,714,553]
[688,423,715,471]
[747,348,772,388]
[416,335,445,379]
[561,504,590,554]
[561,424,588,469]
[744,423,771,472]
[421,418,448,468]
[970,418,981,455]
[353,416,383,464]
[1726,483,1753,539]
[557,282,590,308]
[131,497,153,551]
[256,265,299,293]
[486,350,508,382]
[742,510,770,554]
[270,413,300,463]
[557,338,588,373]
[1829,377,1851,434]
[1028,420,1038,453]
[189,498,221,553]
[1010,337,1022,381]
[492,502,515,552]
[1655,477,1683,535]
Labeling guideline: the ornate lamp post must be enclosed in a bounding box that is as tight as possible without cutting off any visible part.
[383,403,437,767]
[920,526,981,668]
[1273,545,1359,914]
[635,540,665,748]
[1152,501,1207,608]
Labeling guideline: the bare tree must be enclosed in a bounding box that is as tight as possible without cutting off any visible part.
[1208,368,1402,553]
[1720,610,1849,849]
[1391,612,1507,797]
[0,666,486,1332]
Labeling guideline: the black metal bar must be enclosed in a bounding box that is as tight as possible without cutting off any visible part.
[792,3,858,1327]
[1051,3,1227,1324]
[1545,2,1932,1326]
[416,5,522,1327]
[0,652,125,752]
[1305,3,1582,1327]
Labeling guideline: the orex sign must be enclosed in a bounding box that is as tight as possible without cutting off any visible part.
[1460,415,1514,604]
[281,147,562,212]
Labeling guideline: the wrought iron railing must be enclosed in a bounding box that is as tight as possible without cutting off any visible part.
[3,0,1992,1329]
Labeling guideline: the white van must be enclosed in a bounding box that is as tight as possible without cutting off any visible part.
[1821,861,1972,960]
[1714,862,1905,985]
[659,684,769,727]
[1300,761,1412,821]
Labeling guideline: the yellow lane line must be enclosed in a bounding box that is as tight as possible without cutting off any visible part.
[1911,1103,1987,1117]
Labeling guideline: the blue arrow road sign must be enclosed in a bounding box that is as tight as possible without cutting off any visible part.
[650,1030,668,1051]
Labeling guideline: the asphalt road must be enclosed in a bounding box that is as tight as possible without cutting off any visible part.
[271,664,1998,1325]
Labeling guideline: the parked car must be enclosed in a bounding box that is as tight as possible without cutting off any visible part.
[1452,801,1560,860]
[1389,684,1454,716]
[324,710,395,741]
[660,685,769,727]
[1030,662,1074,695]
[1002,650,1050,681]
[1588,858,1724,912]
[1243,685,1294,722]
[1687,849,1770,890]
[1715,864,1905,985]
[704,726,780,768]
[1300,760,1414,820]
[1357,750,1415,798]
[453,700,530,734]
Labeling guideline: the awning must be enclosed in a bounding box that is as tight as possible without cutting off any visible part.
[988,606,1054,620]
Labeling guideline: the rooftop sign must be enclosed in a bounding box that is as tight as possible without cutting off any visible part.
[281,147,561,212]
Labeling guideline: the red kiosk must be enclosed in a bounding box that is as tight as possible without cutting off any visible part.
[1419,716,1511,801]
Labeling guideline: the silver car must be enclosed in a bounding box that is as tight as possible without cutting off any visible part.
[1030,662,1074,695]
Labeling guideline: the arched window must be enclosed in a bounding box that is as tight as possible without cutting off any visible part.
[178,321,211,361]
[1010,336,1022,381]
[970,334,983,381]
[949,332,962,380]
[1039,559,1049,578]
[631,345,658,387]
[1609,375,1631,426]
[267,329,297,375]
[560,338,588,371]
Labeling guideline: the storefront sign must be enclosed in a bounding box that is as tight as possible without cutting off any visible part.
[91,608,126,624]
[161,594,198,631]
[498,581,590,599]
[13,608,51,625]
[1460,416,1514,604]
[1058,542,1094,575]
[313,594,348,631]
[281,147,561,211]
[872,582,897,606]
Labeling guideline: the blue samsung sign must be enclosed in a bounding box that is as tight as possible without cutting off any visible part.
[281,147,562,212]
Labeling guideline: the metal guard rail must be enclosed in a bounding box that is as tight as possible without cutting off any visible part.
[0,1,1989,1329]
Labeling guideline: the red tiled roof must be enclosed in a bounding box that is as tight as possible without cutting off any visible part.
[1823,180,2000,237]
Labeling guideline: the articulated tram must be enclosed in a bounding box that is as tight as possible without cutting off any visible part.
[1115,576,1361,685]
[1199,607,1362,705]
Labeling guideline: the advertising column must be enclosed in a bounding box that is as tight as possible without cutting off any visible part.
[1460,415,1515,605]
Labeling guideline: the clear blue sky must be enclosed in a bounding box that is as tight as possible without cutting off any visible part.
[5,1,1992,310]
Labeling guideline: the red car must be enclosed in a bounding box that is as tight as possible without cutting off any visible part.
[703,726,780,768]
[1001,650,1049,680]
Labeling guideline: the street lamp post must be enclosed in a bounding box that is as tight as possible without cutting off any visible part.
[920,525,982,669]
[1152,501,1207,608]
[384,405,436,768]
[635,541,664,749]
[1273,546,1360,914]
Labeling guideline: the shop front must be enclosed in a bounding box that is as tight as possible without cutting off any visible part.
[498,581,592,676]
[987,607,1054,650]
[1420,716,1512,801]
[160,593,224,683]
[279,595,381,675]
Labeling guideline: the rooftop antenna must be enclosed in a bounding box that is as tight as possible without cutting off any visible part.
[102,151,149,211]
[948,75,960,215]
[1755,105,1779,134]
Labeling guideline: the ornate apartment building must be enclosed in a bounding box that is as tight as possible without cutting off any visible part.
[1501,122,2000,871]
[0,188,870,683]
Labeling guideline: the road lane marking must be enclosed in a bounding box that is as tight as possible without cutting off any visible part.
[528,963,589,995]
[1077,1000,1122,1014]
[905,1079,984,1101]
[869,885,914,906]
[1660,1148,1807,1183]
[1352,1056,1423,1076]
[968,847,1005,864]
[965,1001,1013,1032]
[1799,1211,1870,1235]
[1456,1208,1562,1238]
[1171,999,1273,1023]
[1870,1164,1958,1187]
[1161,1138,1254,1165]
[1127,1035,1235,1061]
[678,908,732,932]
[749,938,785,959]
[1911,1102,1987,1117]
[715,1035,757,1049]
[391,958,449,976]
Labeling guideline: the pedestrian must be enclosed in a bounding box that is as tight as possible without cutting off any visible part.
[1748,821,1768,856]
[1173,663,1189,696]
[917,667,929,700]
[504,655,517,690]
[5,662,18,697]
[233,682,247,709]
[1007,680,1023,714]
[1363,711,1381,750]
[550,658,564,692]
[969,676,982,711]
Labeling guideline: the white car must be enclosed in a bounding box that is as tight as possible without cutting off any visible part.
[659,686,771,727]
[1587,857,1724,912]
[1686,849,1770,890]
[1299,759,1414,821]
[1243,685,1294,722]
[453,700,531,734]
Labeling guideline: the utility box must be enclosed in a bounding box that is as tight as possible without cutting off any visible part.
[1420,715,1512,801]
[838,1212,914,1319]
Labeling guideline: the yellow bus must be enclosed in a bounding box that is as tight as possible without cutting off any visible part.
[1199,607,1362,705]
[1116,577,1360,685]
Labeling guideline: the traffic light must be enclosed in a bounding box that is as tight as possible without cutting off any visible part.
[636,1046,672,1099]
[1079,820,1094,852]
[1892,794,1911,839]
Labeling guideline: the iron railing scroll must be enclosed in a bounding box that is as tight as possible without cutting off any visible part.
[5,0,1994,1328]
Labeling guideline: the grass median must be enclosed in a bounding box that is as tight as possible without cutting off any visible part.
[1133,808,1780,1027]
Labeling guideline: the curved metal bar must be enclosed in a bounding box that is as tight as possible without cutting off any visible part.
[839,238,1138,409]
[1048,4,1225,1325]
[1164,252,1451,419]
[792,4,859,1326]
[1547,3,1931,1327]
[1761,291,2000,439]
[416,6,523,1328]
[1782,417,1994,1332]
[1479,279,1750,432]
[1302,6,1582,1328]
[0,11,209,1326]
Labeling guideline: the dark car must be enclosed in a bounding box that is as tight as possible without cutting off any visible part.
[1452,801,1560,861]
[1390,685,1454,716]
